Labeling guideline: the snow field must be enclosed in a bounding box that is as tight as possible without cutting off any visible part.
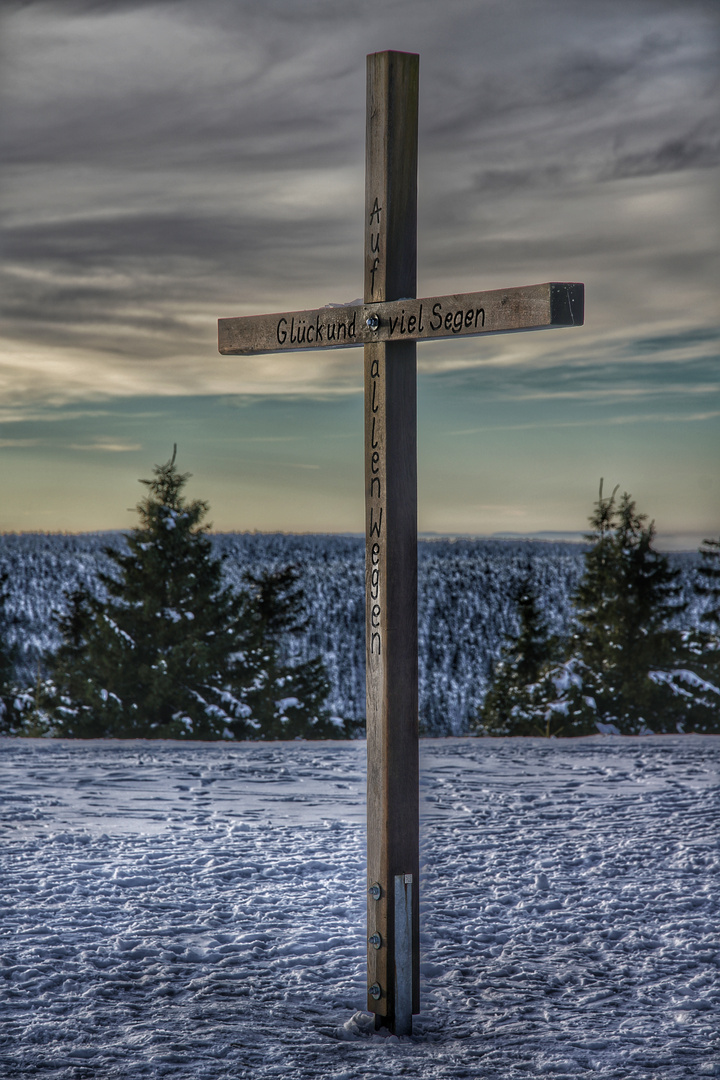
[0,735,718,1078]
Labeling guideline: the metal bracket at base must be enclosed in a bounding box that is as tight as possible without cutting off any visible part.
[394,873,413,1036]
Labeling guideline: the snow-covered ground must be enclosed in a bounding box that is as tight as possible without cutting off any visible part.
[1,735,718,1079]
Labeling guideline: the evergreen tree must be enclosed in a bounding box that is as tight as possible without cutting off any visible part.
[474,483,717,735]
[696,537,720,629]
[0,571,18,733]
[47,449,333,739]
[570,484,689,730]
[240,565,337,739]
[474,568,561,735]
[681,537,720,731]
[544,482,706,733]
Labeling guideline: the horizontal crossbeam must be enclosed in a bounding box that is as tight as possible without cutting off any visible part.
[218,281,583,356]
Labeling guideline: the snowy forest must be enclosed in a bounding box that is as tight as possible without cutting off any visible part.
[0,457,718,738]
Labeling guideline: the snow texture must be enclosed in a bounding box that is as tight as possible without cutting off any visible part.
[1,734,718,1078]
[0,533,709,733]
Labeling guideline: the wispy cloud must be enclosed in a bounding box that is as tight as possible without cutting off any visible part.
[499,386,720,405]
[69,441,142,452]
[228,456,320,470]
[450,410,720,435]
[0,408,114,425]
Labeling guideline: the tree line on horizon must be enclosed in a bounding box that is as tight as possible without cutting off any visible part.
[0,456,718,739]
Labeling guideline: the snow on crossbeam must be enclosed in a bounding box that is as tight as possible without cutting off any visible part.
[218,282,584,356]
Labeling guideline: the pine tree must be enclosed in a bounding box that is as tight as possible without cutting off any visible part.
[475,484,716,736]
[240,565,337,740]
[47,449,333,739]
[474,567,561,735]
[681,537,720,732]
[46,587,98,735]
[0,571,18,733]
[552,483,699,733]
[696,537,720,629]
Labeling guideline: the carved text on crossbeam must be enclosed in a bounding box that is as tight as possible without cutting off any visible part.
[218,282,583,355]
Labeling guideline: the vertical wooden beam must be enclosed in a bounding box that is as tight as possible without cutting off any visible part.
[364,50,420,1033]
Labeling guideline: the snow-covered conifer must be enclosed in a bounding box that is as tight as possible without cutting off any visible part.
[696,537,720,629]
[681,537,720,731]
[475,484,717,735]
[549,483,706,733]
[0,571,18,733]
[474,567,570,735]
[48,450,333,739]
[235,565,339,739]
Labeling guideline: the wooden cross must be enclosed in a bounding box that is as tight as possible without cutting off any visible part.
[218,50,583,1035]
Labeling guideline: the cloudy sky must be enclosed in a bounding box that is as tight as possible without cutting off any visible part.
[1,0,718,545]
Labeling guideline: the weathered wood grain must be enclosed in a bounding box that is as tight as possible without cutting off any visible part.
[218,282,584,355]
[364,49,420,1028]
